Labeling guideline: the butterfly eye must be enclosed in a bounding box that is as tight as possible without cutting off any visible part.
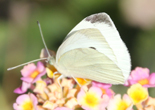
[89,47,96,50]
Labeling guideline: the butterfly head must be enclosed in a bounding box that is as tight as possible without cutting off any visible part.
[40,48,56,66]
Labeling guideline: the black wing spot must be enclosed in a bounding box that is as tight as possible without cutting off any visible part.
[89,47,96,50]
[85,13,112,26]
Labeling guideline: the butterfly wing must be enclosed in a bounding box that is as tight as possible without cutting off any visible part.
[56,13,131,84]
[56,48,125,84]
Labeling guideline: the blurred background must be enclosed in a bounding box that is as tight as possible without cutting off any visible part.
[1,0,155,109]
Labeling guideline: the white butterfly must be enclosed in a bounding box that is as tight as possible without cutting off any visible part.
[8,12,131,85]
[48,12,131,84]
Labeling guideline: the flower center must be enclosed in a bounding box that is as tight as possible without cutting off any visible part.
[117,101,128,110]
[22,101,34,110]
[100,88,106,94]
[30,70,39,78]
[84,92,99,107]
[130,89,147,104]
[138,79,149,85]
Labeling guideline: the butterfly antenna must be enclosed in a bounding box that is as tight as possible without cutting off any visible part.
[37,21,51,57]
[7,22,51,71]
[7,58,48,71]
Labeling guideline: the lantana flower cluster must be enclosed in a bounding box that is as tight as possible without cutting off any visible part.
[13,62,155,110]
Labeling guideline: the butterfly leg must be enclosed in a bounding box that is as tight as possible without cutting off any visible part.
[72,76,89,93]
[71,75,81,87]
[53,71,59,81]
[57,74,64,89]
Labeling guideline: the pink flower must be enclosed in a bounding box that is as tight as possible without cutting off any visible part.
[125,67,155,87]
[92,81,114,98]
[99,95,109,110]
[13,93,38,110]
[14,81,31,94]
[107,94,133,110]
[77,86,108,110]
[21,62,46,83]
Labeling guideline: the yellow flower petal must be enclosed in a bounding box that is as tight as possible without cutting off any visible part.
[34,79,46,94]
[56,99,65,106]
[136,97,155,110]
[22,100,34,110]
[128,83,148,104]
[65,98,78,109]
[47,64,57,72]
[61,78,73,88]
[46,67,54,78]
[146,97,155,107]
[48,93,57,101]
[83,92,100,108]
[46,64,58,78]
[66,89,77,98]
[107,94,133,110]
[76,78,91,86]
[48,83,61,93]
[43,101,57,109]
[117,100,129,110]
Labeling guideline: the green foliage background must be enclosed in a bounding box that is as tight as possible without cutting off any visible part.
[0,0,155,109]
